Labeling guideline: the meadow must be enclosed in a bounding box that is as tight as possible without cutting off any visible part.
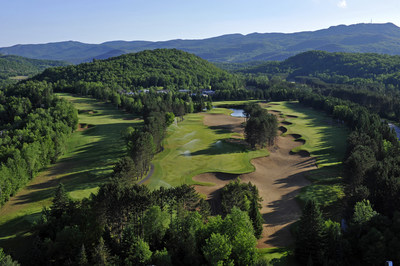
[0,94,140,253]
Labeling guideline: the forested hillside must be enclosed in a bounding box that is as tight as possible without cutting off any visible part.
[34,49,242,91]
[0,55,68,86]
[1,23,400,63]
[0,81,78,206]
[237,50,400,90]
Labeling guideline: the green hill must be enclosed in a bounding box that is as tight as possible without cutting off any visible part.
[34,49,240,91]
[238,50,400,89]
[0,54,68,86]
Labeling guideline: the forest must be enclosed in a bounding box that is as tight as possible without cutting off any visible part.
[236,50,400,90]
[34,49,242,92]
[2,48,400,264]
[0,81,77,207]
[0,55,68,86]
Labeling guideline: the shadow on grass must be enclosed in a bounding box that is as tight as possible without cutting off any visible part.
[278,102,348,166]
[0,120,137,245]
[190,140,247,156]
[208,125,239,134]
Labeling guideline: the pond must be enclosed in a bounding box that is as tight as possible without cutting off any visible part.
[389,123,400,140]
[230,109,246,118]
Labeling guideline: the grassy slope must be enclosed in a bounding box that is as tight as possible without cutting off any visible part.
[263,101,348,209]
[0,94,141,254]
[148,108,268,189]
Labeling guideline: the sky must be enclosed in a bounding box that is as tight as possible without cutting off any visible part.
[0,0,399,47]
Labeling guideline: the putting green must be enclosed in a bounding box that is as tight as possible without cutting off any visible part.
[148,111,268,189]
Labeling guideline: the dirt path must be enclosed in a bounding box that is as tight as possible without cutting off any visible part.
[138,163,155,185]
[194,112,316,248]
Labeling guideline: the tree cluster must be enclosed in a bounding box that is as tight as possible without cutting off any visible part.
[29,181,262,265]
[221,179,264,239]
[0,80,78,206]
[244,103,278,149]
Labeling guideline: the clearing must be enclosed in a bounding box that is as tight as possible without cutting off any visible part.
[0,94,141,256]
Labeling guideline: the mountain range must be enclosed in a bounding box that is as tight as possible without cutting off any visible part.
[1,23,400,64]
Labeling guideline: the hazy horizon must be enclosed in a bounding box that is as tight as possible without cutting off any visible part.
[1,22,399,48]
[1,0,400,47]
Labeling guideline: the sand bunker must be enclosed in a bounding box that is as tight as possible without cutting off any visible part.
[194,113,317,248]
[278,126,288,134]
[202,113,245,135]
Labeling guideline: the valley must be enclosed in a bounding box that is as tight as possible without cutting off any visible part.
[0,46,399,265]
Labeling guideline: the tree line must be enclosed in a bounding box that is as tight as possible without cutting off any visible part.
[0,80,78,207]
[292,91,400,264]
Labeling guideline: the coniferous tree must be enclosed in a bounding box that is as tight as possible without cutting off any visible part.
[295,200,325,265]
[51,183,70,218]
[93,237,109,266]
[77,244,88,266]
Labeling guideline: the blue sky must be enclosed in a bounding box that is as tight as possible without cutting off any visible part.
[0,0,399,47]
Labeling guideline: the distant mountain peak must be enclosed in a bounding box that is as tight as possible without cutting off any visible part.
[1,22,400,63]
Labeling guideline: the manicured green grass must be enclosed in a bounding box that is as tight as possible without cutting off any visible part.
[148,112,268,189]
[263,101,348,209]
[0,94,141,248]
[258,247,297,265]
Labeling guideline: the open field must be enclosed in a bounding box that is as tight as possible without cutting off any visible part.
[147,109,268,189]
[0,94,140,255]
[193,101,348,255]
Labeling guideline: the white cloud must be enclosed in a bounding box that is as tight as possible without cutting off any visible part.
[337,0,347,8]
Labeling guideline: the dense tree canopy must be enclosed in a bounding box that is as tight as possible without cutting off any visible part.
[29,181,261,265]
[34,49,243,92]
[237,50,400,90]
[0,81,77,207]
[0,54,68,86]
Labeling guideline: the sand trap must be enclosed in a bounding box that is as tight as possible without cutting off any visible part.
[194,113,317,248]
[202,113,245,136]
[278,126,288,134]
[269,110,282,115]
